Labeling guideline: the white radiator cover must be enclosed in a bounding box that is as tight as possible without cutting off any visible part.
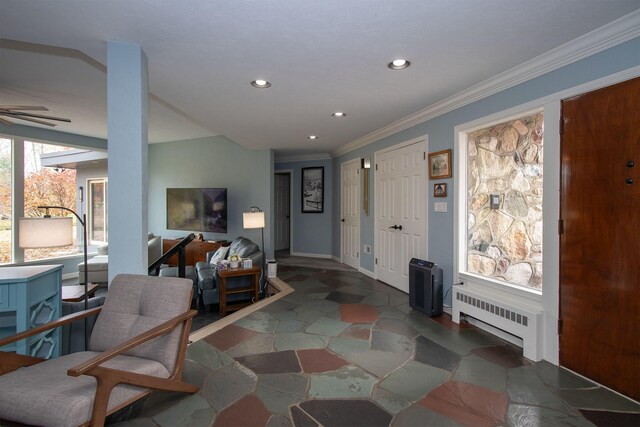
[452,284,544,361]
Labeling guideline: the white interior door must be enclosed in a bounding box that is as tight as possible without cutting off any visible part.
[375,137,428,292]
[274,173,290,251]
[341,159,360,269]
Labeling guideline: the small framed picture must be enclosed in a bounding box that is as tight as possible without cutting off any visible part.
[301,166,324,213]
[434,183,447,197]
[428,149,452,179]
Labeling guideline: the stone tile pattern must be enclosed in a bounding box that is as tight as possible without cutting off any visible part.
[121,265,639,426]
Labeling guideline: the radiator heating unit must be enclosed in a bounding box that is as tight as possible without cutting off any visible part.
[452,285,543,361]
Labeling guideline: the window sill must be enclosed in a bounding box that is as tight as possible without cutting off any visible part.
[458,272,542,305]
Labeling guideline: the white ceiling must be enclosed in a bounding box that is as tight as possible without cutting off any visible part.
[1,1,639,156]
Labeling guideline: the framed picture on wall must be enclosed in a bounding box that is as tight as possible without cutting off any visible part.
[301,167,324,213]
[428,149,452,179]
[434,183,447,197]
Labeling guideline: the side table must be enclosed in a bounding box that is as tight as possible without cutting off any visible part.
[217,266,261,316]
[61,283,100,302]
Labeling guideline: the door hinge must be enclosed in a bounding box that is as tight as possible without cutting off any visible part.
[375,164,378,171]
[558,219,564,235]
[357,169,360,175]
[558,318,563,334]
[357,252,359,258]
[424,152,426,160]
[375,257,378,264]
[559,117,564,135]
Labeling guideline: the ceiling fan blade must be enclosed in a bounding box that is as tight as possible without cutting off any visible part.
[0,110,70,123]
[0,114,58,127]
[0,116,12,125]
[0,105,49,112]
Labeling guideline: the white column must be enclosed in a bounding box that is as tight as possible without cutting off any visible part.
[107,42,148,281]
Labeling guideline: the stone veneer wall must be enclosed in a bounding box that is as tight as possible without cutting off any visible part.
[467,112,543,289]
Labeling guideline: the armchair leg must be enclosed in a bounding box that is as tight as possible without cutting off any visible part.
[91,375,118,427]
[86,366,199,426]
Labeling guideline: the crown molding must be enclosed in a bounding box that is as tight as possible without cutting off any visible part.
[275,152,331,163]
[332,9,640,158]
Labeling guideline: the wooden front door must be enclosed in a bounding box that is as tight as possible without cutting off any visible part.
[560,77,639,400]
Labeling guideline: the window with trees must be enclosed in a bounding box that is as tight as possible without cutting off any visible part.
[0,137,78,264]
[0,138,12,264]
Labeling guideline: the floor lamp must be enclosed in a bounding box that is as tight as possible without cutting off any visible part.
[243,206,266,295]
[19,205,89,349]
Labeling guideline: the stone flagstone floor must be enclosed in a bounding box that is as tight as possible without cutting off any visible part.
[115,265,640,427]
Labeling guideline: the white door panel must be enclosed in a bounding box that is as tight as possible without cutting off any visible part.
[341,159,360,269]
[375,138,428,293]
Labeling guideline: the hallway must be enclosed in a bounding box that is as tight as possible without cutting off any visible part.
[117,265,640,426]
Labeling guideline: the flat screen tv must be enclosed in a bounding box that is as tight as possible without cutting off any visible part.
[166,188,227,233]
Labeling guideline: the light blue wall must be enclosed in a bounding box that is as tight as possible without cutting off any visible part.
[332,37,640,303]
[149,136,274,258]
[275,159,333,256]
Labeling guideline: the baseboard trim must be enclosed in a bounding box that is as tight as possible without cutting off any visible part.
[290,251,332,259]
[358,267,376,279]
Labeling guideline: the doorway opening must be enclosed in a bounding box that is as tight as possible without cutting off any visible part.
[274,171,292,258]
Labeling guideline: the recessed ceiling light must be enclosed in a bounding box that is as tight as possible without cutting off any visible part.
[331,112,346,118]
[308,135,319,140]
[387,59,410,70]
[251,79,271,88]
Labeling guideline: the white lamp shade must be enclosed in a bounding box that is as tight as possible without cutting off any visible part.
[243,211,265,229]
[19,217,74,248]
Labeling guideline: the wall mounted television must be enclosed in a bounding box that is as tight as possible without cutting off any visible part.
[166,188,227,233]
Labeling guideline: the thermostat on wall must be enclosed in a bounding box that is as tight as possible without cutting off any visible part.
[490,194,500,209]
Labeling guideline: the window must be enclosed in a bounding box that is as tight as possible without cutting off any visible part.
[458,111,544,292]
[0,137,78,264]
[0,138,11,264]
[88,178,108,244]
[23,141,78,261]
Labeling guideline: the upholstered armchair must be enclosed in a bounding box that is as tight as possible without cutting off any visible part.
[0,274,197,427]
[195,236,264,307]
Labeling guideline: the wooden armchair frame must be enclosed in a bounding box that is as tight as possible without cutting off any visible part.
[0,296,198,427]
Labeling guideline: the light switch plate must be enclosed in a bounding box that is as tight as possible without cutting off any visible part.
[434,202,448,212]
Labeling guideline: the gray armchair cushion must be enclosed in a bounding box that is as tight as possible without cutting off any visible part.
[89,274,192,373]
[228,236,259,258]
[0,351,169,427]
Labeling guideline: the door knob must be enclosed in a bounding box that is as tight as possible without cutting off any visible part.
[388,225,397,230]
[397,225,403,230]
[341,218,345,222]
